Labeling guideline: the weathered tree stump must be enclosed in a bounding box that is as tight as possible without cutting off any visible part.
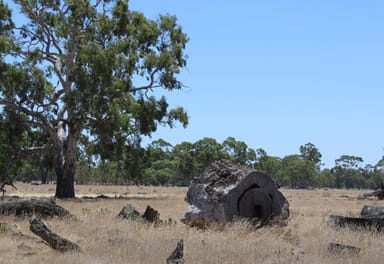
[29,216,81,252]
[0,197,72,218]
[167,239,184,264]
[118,204,170,225]
[181,160,289,227]
[142,205,160,223]
[118,203,141,220]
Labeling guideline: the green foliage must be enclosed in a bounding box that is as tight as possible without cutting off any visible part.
[300,143,322,166]
[143,159,178,185]
[222,137,256,165]
[0,0,190,197]
[331,155,367,188]
[279,155,317,188]
[192,137,230,172]
[0,110,28,183]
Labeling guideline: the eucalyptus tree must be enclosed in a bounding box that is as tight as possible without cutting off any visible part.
[332,155,366,188]
[0,0,188,198]
[193,137,230,172]
[172,141,196,185]
[299,142,322,166]
[280,154,317,188]
[222,136,256,165]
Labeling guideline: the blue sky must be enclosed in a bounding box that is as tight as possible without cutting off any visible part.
[6,1,383,168]
[130,0,384,168]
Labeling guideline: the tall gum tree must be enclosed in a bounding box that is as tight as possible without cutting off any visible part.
[0,0,189,198]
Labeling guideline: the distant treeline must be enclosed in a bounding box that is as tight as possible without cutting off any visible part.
[14,137,384,189]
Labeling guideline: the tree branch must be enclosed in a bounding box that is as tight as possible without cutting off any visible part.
[130,69,161,93]
[15,1,66,88]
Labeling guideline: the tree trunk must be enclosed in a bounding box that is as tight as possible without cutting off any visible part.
[54,122,76,199]
[54,151,75,199]
[40,166,48,184]
[55,170,75,199]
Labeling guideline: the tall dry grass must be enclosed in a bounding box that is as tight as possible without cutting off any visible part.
[1,183,384,263]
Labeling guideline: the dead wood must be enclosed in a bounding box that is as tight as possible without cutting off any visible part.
[167,239,184,264]
[117,203,141,220]
[118,203,175,227]
[29,216,81,252]
[360,205,384,217]
[327,214,384,231]
[0,197,72,218]
[328,243,360,255]
[142,205,160,223]
[181,160,289,228]
[357,184,384,200]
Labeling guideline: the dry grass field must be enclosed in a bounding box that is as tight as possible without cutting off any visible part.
[1,183,384,263]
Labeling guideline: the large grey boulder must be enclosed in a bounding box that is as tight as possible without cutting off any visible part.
[181,160,289,227]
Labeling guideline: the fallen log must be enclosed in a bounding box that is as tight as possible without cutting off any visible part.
[181,160,289,228]
[29,216,81,252]
[357,184,384,200]
[327,214,384,231]
[360,205,384,217]
[0,197,72,218]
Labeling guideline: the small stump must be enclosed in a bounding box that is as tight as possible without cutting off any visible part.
[167,239,184,264]
[143,205,160,223]
[118,203,141,220]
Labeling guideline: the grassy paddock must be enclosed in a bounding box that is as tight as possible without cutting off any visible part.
[1,183,384,263]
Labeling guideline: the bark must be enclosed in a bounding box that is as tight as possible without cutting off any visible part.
[40,166,48,184]
[142,205,160,223]
[54,123,77,198]
[181,160,289,228]
[357,185,384,200]
[0,197,72,218]
[118,203,141,220]
[29,216,81,252]
[360,205,384,217]
[327,214,384,231]
[55,164,75,198]
[167,239,184,264]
